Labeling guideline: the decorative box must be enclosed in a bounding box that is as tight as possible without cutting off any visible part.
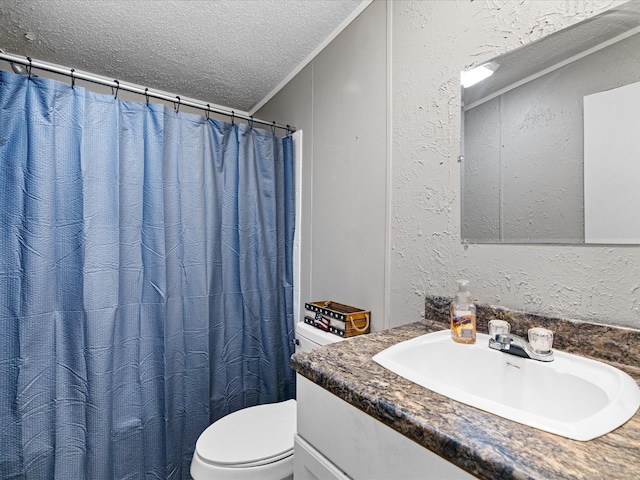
[303,301,370,338]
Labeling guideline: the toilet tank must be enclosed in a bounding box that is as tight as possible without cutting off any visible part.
[295,322,345,353]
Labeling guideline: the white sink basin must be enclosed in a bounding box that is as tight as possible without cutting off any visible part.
[372,329,640,441]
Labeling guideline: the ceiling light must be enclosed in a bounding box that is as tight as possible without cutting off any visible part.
[461,61,499,88]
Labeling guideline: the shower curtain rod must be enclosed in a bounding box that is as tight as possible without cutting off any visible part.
[0,51,295,134]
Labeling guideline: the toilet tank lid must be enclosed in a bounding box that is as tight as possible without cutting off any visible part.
[196,399,296,466]
[296,321,345,347]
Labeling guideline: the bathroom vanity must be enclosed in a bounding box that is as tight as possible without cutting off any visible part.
[290,297,640,479]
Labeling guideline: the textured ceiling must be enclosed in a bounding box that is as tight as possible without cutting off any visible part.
[0,0,366,112]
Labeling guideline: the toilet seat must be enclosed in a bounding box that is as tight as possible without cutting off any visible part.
[195,399,296,468]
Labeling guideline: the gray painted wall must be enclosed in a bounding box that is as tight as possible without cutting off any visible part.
[257,0,389,330]
[262,0,640,331]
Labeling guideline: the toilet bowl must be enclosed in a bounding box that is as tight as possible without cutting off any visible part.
[190,400,296,480]
[191,322,343,480]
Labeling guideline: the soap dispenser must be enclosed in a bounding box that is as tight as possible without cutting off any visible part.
[450,279,476,344]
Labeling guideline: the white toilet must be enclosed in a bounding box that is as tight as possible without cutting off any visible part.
[190,322,343,480]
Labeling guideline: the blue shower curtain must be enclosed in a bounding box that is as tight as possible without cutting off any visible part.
[0,70,295,479]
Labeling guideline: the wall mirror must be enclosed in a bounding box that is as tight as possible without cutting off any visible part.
[461,1,640,244]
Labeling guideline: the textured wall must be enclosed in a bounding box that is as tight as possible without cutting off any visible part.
[390,0,640,329]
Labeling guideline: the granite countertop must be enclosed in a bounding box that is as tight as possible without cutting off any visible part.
[291,319,640,479]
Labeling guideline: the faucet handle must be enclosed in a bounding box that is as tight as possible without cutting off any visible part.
[488,319,511,338]
[528,327,554,353]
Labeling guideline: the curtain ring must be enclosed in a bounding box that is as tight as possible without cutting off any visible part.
[145,87,150,106]
[70,68,75,89]
[26,57,32,79]
[286,125,292,137]
[271,121,276,135]
[206,103,210,120]
[175,96,181,113]
[113,80,120,99]
[231,111,235,125]
[248,116,254,129]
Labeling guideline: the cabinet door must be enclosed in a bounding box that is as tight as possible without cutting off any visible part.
[294,434,351,480]
[296,375,474,480]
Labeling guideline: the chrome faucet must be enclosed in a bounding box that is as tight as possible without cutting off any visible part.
[487,320,554,362]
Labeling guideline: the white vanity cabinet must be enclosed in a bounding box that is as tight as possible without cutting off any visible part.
[294,375,474,480]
